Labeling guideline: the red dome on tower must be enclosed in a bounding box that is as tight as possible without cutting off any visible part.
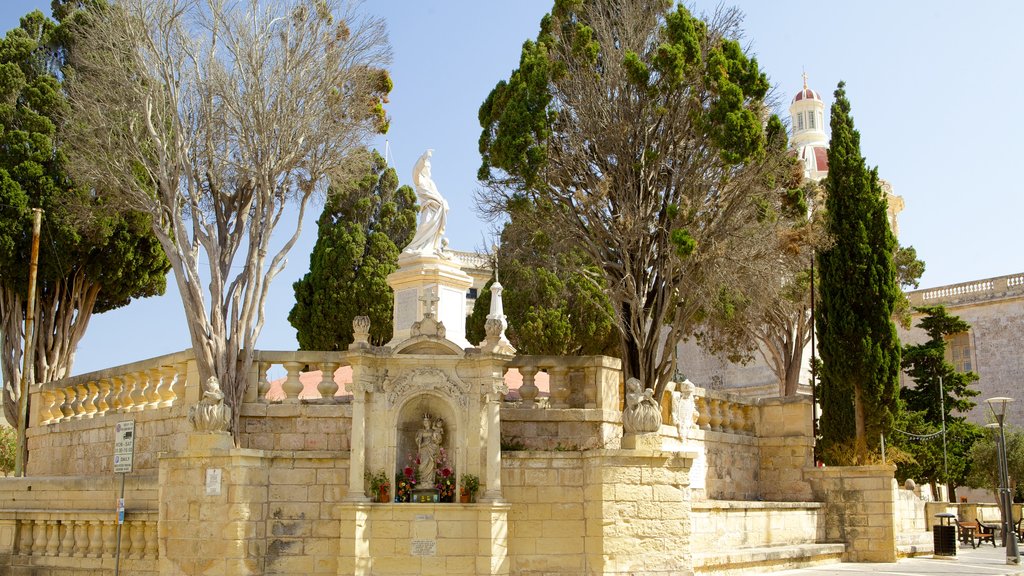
[792,87,822,103]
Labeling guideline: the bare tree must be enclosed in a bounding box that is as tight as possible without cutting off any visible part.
[65,0,391,441]
[478,2,800,404]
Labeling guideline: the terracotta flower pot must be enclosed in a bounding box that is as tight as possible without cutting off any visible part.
[460,492,471,503]
[379,487,390,503]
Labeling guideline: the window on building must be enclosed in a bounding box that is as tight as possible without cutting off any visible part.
[945,332,973,373]
[807,110,815,129]
[467,288,478,299]
[796,112,804,131]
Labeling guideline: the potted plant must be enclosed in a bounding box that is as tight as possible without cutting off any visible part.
[460,473,480,503]
[366,470,391,503]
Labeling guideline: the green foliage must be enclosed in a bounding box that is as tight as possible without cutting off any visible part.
[0,3,168,425]
[894,306,982,488]
[477,1,795,399]
[965,427,1024,500]
[816,82,902,460]
[0,425,14,474]
[466,199,618,356]
[289,151,416,350]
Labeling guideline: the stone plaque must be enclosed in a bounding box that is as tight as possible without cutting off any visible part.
[410,539,437,557]
[415,514,434,521]
[395,289,417,330]
[205,468,222,496]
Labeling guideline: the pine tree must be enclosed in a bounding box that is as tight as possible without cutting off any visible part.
[289,151,417,349]
[815,82,902,462]
[896,306,982,491]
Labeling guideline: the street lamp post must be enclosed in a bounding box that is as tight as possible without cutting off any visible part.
[986,396,1020,565]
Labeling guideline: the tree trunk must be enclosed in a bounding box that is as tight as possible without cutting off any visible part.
[854,384,867,462]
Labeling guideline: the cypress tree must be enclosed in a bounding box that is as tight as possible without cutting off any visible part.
[816,82,902,462]
[289,151,417,349]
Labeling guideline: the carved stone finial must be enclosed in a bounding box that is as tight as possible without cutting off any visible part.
[350,316,371,350]
[479,280,515,354]
[189,376,232,433]
[622,377,661,434]
[411,314,446,339]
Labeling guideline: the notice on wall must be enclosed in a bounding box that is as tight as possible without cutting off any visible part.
[395,289,417,330]
[113,420,135,474]
[205,468,222,496]
[410,539,437,557]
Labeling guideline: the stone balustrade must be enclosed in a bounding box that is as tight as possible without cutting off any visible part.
[692,387,757,436]
[908,272,1024,306]
[504,355,621,411]
[3,511,158,560]
[33,350,195,426]
[250,350,355,402]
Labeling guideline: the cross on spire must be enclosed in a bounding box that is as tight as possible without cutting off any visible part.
[802,69,808,90]
[419,287,439,315]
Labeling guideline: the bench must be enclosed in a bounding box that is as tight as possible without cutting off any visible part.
[957,520,996,548]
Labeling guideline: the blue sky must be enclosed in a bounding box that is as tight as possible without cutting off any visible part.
[1,1,1021,375]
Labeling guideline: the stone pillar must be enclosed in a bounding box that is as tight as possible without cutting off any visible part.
[482,392,503,502]
[757,395,814,501]
[582,449,695,574]
[158,433,268,575]
[805,464,898,562]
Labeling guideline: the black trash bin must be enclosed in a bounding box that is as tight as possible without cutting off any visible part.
[934,512,957,556]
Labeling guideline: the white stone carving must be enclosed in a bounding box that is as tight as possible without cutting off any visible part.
[415,414,444,489]
[622,377,661,434]
[188,376,232,433]
[672,379,696,443]
[385,367,469,408]
[351,316,371,349]
[403,150,449,257]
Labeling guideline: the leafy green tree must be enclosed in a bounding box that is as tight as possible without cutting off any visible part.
[895,306,982,494]
[290,151,416,349]
[966,427,1024,510]
[477,1,797,402]
[815,82,902,462]
[466,199,617,356]
[0,6,168,427]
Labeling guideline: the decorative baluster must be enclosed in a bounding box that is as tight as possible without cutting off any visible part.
[87,520,103,558]
[19,518,34,555]
[95,378,111,416]
[82,381,98,418]
[38,389,55,424]
[53,388,71,421]
[317,362,339,399]
[712,398,727,431]
[743,405,755,434]
[159,366,177,407]
[45,521,60,556]
[72,520,87,557]
[147,368,163,409]
[695,396,710,430]
[117,375,133,412]
[101,521,117,558]
[130,371,148,411]
[256,362,271,400]
[60,520,74,556]
[33,519,47,555]
[119,522,132,558]
[548,366,569,408]
[727,402,742,434]
[129,521,145,559]
[144,520,157,559]
[67,384,84,419]
[109,376,123,412]
[58,386,75,420]
[281,361,303,400]
[172,361,189,405]
[518,365,539,408]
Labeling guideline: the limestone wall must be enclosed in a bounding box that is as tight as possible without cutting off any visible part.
[690,501,825,549]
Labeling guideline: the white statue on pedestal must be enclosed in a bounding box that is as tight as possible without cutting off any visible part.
[403,149,449,257]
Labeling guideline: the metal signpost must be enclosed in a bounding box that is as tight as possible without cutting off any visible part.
[113,420,135,576]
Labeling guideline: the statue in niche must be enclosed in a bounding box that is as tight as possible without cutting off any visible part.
[415,414,444,489]
[403,149,449,257]
[188,376,232,433]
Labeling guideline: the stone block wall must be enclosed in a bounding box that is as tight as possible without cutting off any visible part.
[690,501,825,549]
[500,407,621,451]
[26,406,190,476]
[157,434,349,575]
[805,465,898,562]
[239,401,352,451]
[757,396,815,501]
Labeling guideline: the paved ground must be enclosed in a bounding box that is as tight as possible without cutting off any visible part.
[772,544,1024,576]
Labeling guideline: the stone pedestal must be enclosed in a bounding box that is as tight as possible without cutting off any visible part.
[387,253,473,349]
